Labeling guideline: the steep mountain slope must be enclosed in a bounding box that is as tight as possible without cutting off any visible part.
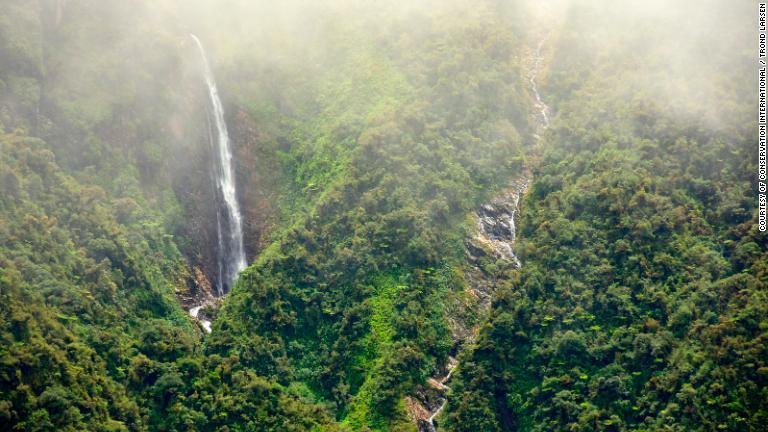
[206,2,533,429]
[444,2,767,431]
[1,1,764,431]
[0,1,335,430]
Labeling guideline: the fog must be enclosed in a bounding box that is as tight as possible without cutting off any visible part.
[548,0,751,130]
[0,1,759,430]
[1,0,752,288]
[25,0,751,133]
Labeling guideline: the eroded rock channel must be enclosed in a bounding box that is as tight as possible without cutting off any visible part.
[409,34,550,430]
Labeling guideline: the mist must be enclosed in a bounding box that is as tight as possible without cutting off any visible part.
[0,1,761,431]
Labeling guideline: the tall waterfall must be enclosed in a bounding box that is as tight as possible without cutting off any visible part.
[191,35,247,295]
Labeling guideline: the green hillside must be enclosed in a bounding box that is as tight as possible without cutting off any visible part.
[0,1,763,431]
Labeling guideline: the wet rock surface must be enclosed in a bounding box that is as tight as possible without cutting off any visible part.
[407,172,530,430]
[177,267,218,333]
[469,174,530,268]
[408,31,549,429]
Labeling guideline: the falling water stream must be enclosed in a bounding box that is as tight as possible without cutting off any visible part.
[188,35,247,331]
[530,38,550,131]
[421,36,550,432]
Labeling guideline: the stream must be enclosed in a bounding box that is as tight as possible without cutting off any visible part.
[189,305,212,333]
[530,38,550,132]
[419,35,551,432]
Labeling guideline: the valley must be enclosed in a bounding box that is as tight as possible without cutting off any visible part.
[0,1,763,431]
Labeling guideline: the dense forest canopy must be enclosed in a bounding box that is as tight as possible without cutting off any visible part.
[0,0,763,431]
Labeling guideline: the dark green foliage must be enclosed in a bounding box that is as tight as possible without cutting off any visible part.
[1,1,763,431]
[0,132,188,431]
[206,4,529,428]
[444,3,766,431]
[0,1,339,430]
[0,110,335,432]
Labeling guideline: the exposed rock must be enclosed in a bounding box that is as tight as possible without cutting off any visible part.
[408,29,549,429]
[406,356,459,431]
[464,173,530,308]
[468,174,529,268]
[178,266,216,309]
[405,396,431,425]
[176,266,218,333]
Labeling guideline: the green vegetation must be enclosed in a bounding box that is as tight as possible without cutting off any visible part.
[1,1,764,431]
[0,1,339,430]
[444,3,766,431]
[208,4,530,429]
[0,128,334,431]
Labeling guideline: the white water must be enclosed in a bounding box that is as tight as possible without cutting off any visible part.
[423,36,550,432]
[475,187,525,269]
[424,358,457,432]
[426,400,447,430]
[190,34,247,296]
[530,38,550,130]
[189,306,212,333]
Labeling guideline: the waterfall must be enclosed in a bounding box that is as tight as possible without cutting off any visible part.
[191,35,247,295]
[189,306,212,332]
[54,0,68,28]
[530,38,550,131]
[419,35,549,431]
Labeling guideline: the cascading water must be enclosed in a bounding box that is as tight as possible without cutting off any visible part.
[418,36,550,432]
[191,34,247,296]
[530,37,550,133]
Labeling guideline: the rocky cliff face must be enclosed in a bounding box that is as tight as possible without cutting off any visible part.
[465,173,530,306]
[163,53,278,298]
[230,108,278,260]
